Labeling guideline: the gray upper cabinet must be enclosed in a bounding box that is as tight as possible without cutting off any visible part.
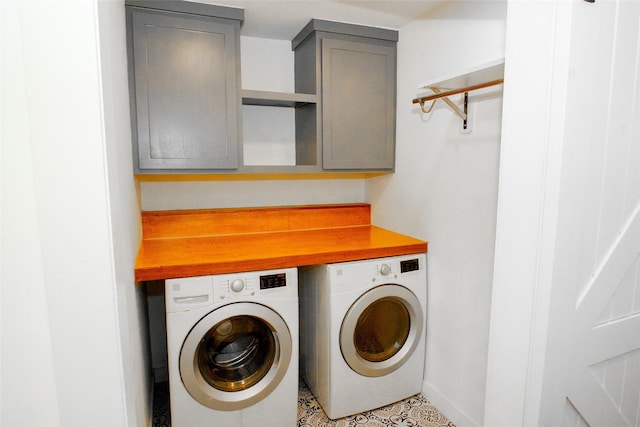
[321,38,396,170]
[124,5,397,175]
[293,20,398,172]
[126,1,243,172]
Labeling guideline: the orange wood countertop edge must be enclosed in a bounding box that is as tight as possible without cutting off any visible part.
[135,204,428,281]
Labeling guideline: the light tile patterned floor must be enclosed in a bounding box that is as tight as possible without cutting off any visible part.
[297,381,456,427]
[152,380,456,426]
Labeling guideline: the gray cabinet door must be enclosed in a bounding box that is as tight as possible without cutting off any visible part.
[129,9,240,171]
[321,38,396,170]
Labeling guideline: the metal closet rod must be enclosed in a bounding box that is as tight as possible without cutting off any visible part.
[412,78,504,106]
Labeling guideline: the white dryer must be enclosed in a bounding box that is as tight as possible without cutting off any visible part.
[165,268,298,427]
[299,254,426,419]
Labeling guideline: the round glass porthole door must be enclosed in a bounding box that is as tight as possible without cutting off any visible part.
[180,302,292,410]
[197,316,276,392]
[340,285,423,377]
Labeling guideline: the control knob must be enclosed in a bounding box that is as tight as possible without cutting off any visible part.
[230,279,245,293]
[379,264,391,276]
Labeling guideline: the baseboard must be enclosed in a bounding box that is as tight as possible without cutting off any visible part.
[422,380,480,427]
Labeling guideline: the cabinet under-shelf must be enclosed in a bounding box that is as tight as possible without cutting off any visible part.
[241,90,317,108]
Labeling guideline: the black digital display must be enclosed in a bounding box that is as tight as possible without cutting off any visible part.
[260,273,287,289]
[400,258,420,273]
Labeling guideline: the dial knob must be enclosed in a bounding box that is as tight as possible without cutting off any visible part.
[230,279,245,293]
[379,264,391,276]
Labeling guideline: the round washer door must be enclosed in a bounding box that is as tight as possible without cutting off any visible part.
[179,302,292,411]
[340,284,423,377]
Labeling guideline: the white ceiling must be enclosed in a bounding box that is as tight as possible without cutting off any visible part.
[198,0,445,40]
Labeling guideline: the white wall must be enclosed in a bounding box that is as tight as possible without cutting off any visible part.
[2,2,61,424]
[140,179,365,210]
[97,1,150,426]
[1,1,147,425]
[367,2,506,426]
[483,2,565,425]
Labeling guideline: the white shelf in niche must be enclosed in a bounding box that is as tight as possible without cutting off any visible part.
[412,58,504,133]
[417,58,505,92]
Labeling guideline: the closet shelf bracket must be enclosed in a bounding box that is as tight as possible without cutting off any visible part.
[412,58,505,130]
[412,79,503,129]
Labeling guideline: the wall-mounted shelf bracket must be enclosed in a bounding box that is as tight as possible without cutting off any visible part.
[412,58,504,131]
[430,87,468,128]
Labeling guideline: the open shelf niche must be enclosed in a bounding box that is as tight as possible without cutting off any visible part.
[239,34,319,173]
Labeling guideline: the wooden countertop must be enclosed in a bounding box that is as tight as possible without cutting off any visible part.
[135,204,428,281]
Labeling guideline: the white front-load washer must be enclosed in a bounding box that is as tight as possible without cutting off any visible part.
[165,267,298,427]
[299,254,426,419]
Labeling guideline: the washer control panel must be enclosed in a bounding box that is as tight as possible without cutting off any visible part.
[213,268,297,302]
[327,254,426,293]
[215,276,258,300]
[165,267,298,312]
[370,256,423,282]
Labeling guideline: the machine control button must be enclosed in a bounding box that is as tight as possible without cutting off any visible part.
[230,278,245,293]
[379,264,391,276]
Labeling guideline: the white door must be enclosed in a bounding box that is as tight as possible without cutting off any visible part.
[564,210,640,426]
[486,1,640,426]
[560,1,640,425]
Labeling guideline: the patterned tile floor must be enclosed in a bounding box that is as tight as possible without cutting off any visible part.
[152,380,455,427]
[297,380,455,427]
